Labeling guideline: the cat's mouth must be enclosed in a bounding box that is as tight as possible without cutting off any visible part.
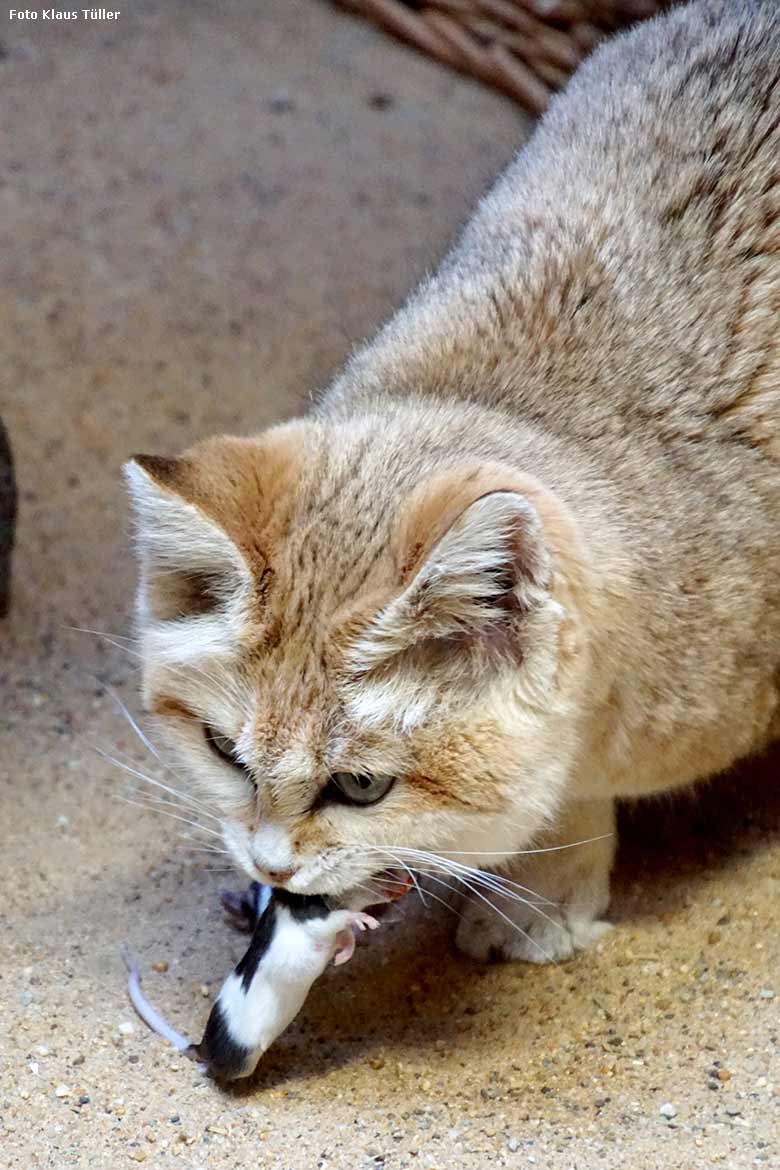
[362,870,413,912]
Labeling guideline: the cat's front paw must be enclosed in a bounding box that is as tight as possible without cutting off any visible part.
[455,797,616,963]
[455,898,612,964]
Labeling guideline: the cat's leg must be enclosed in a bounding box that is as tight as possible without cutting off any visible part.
[455,797,615,963]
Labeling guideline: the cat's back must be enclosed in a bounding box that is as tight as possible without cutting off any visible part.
[458,0,780,453]
[336,0,780,469]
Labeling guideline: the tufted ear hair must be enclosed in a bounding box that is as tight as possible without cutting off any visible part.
[348,468,553,681]
[124,454,253,658]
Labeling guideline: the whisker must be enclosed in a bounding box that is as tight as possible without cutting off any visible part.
[111,778,219,829]
[364,846,558,907]
[95,725,225,819]
[369,848,554,961]
[124,787,221,831]
[180,845,233,857]
[417,872,471,922]
[65,625,142,659]
[362,846,564,945]
[427,834,614,857]
[66,624,135,642]
[94,745,222,823]
[112,793,224,839]
[105,685,165,765]
[422,864,554,962]
[399,852,566,933]
[385,853,429,909]
[405,878,460,918]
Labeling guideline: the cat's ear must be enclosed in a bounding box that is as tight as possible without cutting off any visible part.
[124,454,252,635]
[350,469,557,679]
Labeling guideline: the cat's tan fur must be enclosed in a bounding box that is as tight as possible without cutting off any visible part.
[127,0,780,961]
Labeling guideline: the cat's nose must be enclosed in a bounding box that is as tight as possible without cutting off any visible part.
[265,868,297,886]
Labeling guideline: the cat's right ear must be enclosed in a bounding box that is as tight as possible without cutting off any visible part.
[124,454,252,641]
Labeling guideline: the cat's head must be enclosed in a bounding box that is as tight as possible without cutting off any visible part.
[124,417,589,897]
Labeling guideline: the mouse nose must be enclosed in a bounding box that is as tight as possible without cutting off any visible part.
[265,868,297,886]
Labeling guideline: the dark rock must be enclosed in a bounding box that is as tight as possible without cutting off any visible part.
[0,417,16,616]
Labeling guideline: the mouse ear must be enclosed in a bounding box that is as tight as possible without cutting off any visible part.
[332,928,357,967]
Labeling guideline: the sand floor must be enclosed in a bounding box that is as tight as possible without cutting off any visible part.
[1,2,778,1168]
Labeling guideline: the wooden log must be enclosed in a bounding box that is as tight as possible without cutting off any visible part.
[0,417,16,617]
[333,1,672,114]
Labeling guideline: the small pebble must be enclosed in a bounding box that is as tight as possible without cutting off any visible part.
[199,984,210,998]
[79,1095,90,1105]
[368,91,395,110]
[118,1021,135,1036]
[758,988,774,1000]
[507,1136,519,1152]
[659,1102,677,1119]
[151,961,169,973]
[268,89,294,114]
[54,1084,71,1098]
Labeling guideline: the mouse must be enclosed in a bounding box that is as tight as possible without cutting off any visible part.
[189,885,379,1079]
[121,883,383,1079]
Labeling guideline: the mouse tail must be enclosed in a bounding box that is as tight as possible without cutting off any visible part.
[120,943,193,1054]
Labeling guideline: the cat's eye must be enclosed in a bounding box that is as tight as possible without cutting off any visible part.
[324,772,395,807]
[204,724,242,768]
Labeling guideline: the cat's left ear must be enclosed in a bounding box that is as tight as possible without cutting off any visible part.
[348,465,569,679]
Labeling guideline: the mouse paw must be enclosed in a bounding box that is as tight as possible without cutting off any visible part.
[347,911,380,933]
[331,911,380,966]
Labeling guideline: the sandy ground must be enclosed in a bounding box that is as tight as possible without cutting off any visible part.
[1,2,778,1168]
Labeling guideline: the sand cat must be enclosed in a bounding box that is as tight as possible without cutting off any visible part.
[126,0,780,962]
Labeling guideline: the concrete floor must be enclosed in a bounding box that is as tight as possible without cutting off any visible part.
[1,2,778,1168]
